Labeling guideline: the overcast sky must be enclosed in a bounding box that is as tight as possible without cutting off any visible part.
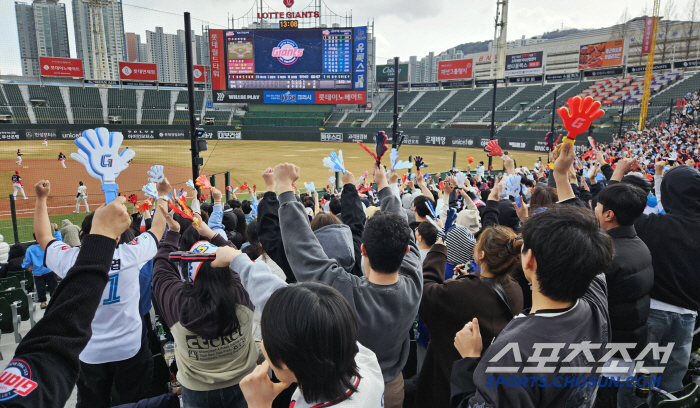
[0,0,697,75]
[124,0,697,61]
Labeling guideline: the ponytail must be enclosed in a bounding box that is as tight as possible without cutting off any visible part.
[475,226,522,283]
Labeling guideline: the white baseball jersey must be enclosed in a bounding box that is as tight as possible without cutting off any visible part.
[77,186,87,197]
[44,231,158,364]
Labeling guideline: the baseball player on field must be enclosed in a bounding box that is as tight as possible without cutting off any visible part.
[58,152,67,169]
[75,181,89,213]
[12,170,27,199]
[15,149,22,165]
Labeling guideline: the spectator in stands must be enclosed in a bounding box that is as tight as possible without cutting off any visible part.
[23,225,62,308]
[0,195,132,408]
[415,226,523,408]
[60,219,81,247]
[211,236,384,408]
[6,243,25,272]
[153,207,257,408]
[34,176,170,408]
[593,183,653,408]
[273,161,421,408]
[450,143,614,408]
[623,163,700,406]
[241,200,255,224]
[414,221,438,262]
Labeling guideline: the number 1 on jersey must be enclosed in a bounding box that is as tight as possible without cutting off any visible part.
[103,274,121,305]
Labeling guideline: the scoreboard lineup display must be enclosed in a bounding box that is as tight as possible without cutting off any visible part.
[224,28,360,91]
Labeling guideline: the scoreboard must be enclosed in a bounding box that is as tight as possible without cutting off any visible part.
[210,27,368,104]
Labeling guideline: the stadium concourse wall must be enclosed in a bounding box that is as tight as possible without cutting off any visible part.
[0,125,612,153]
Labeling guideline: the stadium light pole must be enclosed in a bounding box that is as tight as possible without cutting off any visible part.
[549,89,558,158]
[619,99,626,138]
[488,78,497,170]
[392,57,399,147]
[184,12,200,190]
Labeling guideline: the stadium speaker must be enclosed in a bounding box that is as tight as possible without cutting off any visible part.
[204,117,215,126]
[195,157,204,166]
[197,139,208,152]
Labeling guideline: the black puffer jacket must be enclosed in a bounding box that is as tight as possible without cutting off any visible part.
[605,225,654,356]
[635,165,700,311]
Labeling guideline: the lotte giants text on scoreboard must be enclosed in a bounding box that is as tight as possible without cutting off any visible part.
[209,27,367,105]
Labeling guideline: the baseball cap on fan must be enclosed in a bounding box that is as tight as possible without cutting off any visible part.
[185,241,218,283]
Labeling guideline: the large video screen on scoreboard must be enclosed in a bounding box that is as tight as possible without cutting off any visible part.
[224,28,355,90]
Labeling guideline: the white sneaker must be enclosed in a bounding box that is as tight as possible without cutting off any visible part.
[23,197,28,200]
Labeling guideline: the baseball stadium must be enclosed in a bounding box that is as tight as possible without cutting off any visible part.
[0,0,699,406]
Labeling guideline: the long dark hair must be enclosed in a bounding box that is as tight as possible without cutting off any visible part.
[245,219,264,260]
[180,260,242,339]
[232,208,247,242]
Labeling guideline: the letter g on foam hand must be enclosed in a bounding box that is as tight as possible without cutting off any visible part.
[72,128,134,184]
[71,128,135,203]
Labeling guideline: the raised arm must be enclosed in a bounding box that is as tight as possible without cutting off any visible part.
[33,180,55,251]
[5,199,130,408]
[275,163,352,285]
[339,171,366,277]
[148,177,172,240]
[553,143,576,201]
[212,246,287,313]
[256,168,296,283]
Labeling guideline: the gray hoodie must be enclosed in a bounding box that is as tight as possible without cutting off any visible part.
[278,187,423,383]
[314,224,355,275]
[60,219,81,247]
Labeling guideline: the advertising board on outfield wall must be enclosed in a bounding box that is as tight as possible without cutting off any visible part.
[504,52,543,77]
[119,62,158,81]
[0,126,613,149]
[39,57,83,78]
[438,59,473,81]
[578,39,624,70]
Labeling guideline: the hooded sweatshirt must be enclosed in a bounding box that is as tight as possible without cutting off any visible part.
[278,187,422,383]
[634,165,700,311]
[152,231,257,391]
[313,224,355,275]
[60,219,81,247]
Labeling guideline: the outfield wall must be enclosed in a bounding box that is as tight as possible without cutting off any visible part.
[0,125,612,153]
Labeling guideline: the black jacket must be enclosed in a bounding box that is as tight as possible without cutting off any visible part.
[605,225,654,355]
[635,166,700,311]
[257,191,296,283]
[339,183,366,277]
[0,235,114,408]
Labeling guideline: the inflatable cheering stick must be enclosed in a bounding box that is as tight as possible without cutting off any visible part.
[323,150,346,174]
[390,148,413,172]
[557,96,605,147]
[357,131,388,165]
[484,140,506,160]
[71,127,135,204]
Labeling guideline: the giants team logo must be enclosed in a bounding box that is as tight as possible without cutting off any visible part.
[121,66,132,76]
[0,359,38,401]
[272,40,304,65]
[284,0,293,7]
[193,68,202,79]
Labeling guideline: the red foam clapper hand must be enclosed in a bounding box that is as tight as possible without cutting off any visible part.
[484,140,505,159]
[557,96,605,145]
[195,175,212,190]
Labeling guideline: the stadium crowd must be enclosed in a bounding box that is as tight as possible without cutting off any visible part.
[0,103,698,408]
